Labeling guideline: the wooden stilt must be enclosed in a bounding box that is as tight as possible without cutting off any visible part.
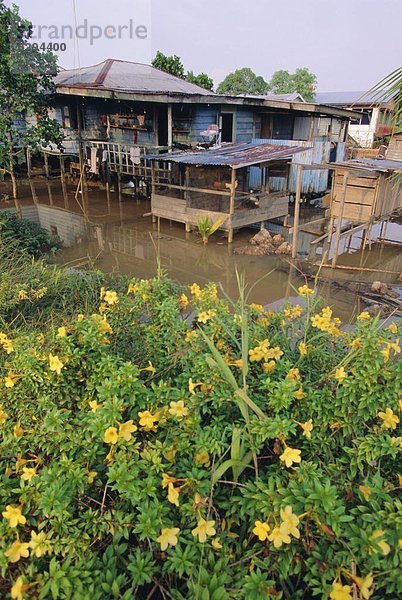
[106,182,111,214]
[43,152,50,178]
[331,172,348,267]
[117,173,122,203]
[228,167,236,244]
[26,147,32,178]
[29,179,38,204]
[291,164,302,259]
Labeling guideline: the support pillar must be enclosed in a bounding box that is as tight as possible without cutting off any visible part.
[291,164,302,259]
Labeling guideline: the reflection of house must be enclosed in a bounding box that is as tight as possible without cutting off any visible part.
[315,92,395,148]
[47,59,359,194]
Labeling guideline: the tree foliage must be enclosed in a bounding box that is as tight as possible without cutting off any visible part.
[186,70,214,91]
[268,67,317,101]
[152,51,214,91]
[216,67,269,96]
[0,1,63,195]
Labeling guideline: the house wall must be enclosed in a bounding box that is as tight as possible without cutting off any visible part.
[348,107,380,148]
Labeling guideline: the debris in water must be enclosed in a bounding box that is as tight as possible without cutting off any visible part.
[233,229,291,256]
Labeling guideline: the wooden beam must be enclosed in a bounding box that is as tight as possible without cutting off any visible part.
[291,164,302,258]
[331,172,348,267]
[167,104,173,151]
[228,168,237,244]
[156,183,230,197]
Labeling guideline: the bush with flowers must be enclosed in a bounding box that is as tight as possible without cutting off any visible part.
[0,254,401,599]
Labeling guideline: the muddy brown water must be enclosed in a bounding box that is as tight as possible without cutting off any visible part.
[1,179,401,322]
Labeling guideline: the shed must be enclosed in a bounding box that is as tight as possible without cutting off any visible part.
[148,142,307,242]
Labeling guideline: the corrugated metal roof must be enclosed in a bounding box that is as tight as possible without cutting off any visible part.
[148,142,308,169]
[332,158,402,172]
[315,91,394,106]
[54,59,212,96]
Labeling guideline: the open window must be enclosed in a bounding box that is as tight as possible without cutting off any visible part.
[221,113,235,143]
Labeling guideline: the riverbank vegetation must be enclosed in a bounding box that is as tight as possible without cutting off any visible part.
[0,218,401,600]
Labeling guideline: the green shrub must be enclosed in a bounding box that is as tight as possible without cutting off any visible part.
[0,269,401,599]
[0,212,61,258]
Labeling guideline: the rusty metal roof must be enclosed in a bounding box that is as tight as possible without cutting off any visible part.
[148,142,308,169]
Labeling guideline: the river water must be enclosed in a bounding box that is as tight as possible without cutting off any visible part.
[2,179,401,322]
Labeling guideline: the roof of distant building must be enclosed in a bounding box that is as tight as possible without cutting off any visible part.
[315,91,394,106]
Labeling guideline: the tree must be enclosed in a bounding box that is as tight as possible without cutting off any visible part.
[152,51,185,79]
[216,67,269,96]
[186,71,214,91]
[0,1,63,197]
[268,68,317,102]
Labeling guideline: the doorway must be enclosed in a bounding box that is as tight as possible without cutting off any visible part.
[157,106,168,146]
[221,113,234,143]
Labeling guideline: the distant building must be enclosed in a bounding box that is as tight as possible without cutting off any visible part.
[315,91,395,148]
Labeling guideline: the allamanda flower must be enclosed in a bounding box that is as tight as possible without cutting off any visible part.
[329,581,352,600]
[268,525,291,548]
[11,576,28,600]
[48,354,64,375]
[334,367,347,383]
[167,482,180,506]
[103,290,119,305]
[192,518,216,543]
[104,426,119,445]
[252,520,270,541]
[169,400,189,419]
[378,407,399,430]
[29,531,51,557]
[353,572,374,600]
[2,505,26,528]
[21,467,37,482]
[118,420,137,441]
[5,541,30,563]
[280,506,300,539]
[157,527,180,551]
[138,410,158,431]
[298,419,313,439]
[279,447,302,468]
[298,284,314,296]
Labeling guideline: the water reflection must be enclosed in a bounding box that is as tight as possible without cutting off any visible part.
[2,179,401,320]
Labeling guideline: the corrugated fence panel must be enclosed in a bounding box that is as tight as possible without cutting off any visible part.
[249,139,331,194]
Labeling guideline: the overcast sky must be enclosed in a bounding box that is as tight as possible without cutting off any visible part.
[11,0,402,91]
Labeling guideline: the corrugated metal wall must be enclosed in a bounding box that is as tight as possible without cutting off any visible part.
[249,139,345,194]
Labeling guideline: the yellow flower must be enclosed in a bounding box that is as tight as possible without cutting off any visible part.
[262,360,276,373]
[0,332,14,354]
[189,378,202,394]
[104,426,119,444]
[299,419,313,439]
[195,450,210,467]
[103,290,119,305]
[250,303,264,314]
[21,467,37,482]
[29,530,51,557]
[138,410,158,431]
[268,525,291,548]
[5,541,30,563]
[299,342,308,356]
[351,338,362,349]
[167,482,180,506]
[4,371,18,388]
[334,367,347,383]
[48,353,64,375]
[211,537,222,549]
[142,361,156,375]
[357,311,370,321]
[56,326,67,338]
[118,420,137,441]
[354,573,373,600]
[358,485,371,501]
[388,322,398,334]
[157,527,180,551]
[279,447,302,468]
[179,294,189,307]
[252,520,270,541]
[197,310,215,323]
[298,284,314,296]
[189,283,202,298]
[13,422,24,438]
[168,400,189,419]
[330,582,353,600]
[293,388,305,400]
[192,518,216,543]
[370,530,391,556]
[381,340,400,363]
[161,473,174,489]
[265,346,284,361]
[286,368,300,381]
[2,505,26,528]
[87,470,97,484]
[11,576,27,600]
[280,506,300,539]
[0,406,7,425]
[378,408,399,430]
[18,289,29,300]
[89,400,101,412]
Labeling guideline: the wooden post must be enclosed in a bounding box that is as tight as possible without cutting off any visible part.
[106,182,111,214]
[60,155,69,209]
[228,167,237,243]
[117,172,122,203]
[308,116,315,141]
[26,147,32,178]
[331,172,348,267]
[43,151,50,178]
[167,104,173,152]
[291,164,302,258]
[29,179,38,204]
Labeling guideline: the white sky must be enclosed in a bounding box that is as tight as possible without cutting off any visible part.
[9,0,402,91]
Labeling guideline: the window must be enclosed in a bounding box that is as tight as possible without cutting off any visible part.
[350,109,372,126]
[221,113,234,143]
[61,105,77,129]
